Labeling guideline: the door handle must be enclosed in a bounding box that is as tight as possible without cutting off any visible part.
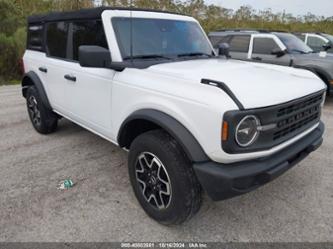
[38,67,47,73]
[64,74,76,82]
[252,57,262,61]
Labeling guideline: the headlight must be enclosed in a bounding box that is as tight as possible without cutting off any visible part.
[235,115,260,147]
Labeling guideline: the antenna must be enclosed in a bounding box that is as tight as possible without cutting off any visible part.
[130,0,133,64]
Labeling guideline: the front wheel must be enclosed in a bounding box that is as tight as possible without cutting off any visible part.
[128,130,202,225]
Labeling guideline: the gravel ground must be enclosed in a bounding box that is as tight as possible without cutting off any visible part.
[0,85,332,242]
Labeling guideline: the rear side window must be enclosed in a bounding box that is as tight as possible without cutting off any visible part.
[252,38,280,54]
[27,25,44,51]
[71,20,108,61]
[295,34,306,41]
[229,35,250,52]
[46,22,69,59]
[209,35,230,48]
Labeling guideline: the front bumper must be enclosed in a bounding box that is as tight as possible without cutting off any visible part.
[193,122,324,201]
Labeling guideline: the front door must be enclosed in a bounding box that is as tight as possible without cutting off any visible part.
[249,35,291,66]
[62,20,115,138]
[306,34,329,52]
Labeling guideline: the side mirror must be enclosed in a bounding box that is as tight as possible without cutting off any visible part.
[218,43,230,58]
[271,48,286,57]
[323,42,332,51]
[79,45,111,68]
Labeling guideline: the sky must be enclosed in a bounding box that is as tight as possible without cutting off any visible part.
[206,0,333,17]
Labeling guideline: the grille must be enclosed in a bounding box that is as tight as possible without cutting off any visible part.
[273,93,323,140]
[222,90,324,154]
[276,94,323,117]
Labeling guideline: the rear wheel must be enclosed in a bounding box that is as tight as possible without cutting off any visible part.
[26,86,58,134]
[128,130,202,225]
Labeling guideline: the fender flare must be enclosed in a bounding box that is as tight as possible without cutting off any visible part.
[117,109,210,163]
[22,71,52,110]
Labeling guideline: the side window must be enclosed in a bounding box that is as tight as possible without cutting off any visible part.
[307,36,326,50]
[252,38,280,54]
[27,25,44,51]
[209,36,230,48]
[46,22,69,59]
[229,35,250,53]
[71,20,108,61]
[295,34,306,41]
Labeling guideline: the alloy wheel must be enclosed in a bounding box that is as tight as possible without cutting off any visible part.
[135,152,172,210]
[27,96,41,127]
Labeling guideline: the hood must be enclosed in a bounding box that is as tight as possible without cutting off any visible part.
[146,58,325,109]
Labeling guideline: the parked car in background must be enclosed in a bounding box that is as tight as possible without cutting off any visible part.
[294,32,333,53]
[209,29,333,94]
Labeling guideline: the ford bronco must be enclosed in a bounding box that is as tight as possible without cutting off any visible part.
[22,8,326,224]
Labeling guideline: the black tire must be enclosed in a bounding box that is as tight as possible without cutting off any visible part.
[128,129,202,225]
[26,86,58,134]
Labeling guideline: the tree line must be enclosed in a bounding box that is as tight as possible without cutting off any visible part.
[1,0,332,83]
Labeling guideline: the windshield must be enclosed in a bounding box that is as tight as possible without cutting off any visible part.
[275,33,313,54]
[322,34,333,43]
[112,17,213,60]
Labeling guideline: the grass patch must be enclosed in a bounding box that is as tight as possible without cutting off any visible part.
[0,79,20,86]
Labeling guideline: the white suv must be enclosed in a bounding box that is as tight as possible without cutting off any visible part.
[294,32,333,53]
[22,7,326,224]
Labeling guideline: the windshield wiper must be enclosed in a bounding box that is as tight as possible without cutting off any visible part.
[177,52,213,58]
[123,54,173,60]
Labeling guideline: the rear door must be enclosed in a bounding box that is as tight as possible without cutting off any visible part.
[44,21,70,112]
[249,34,291,66]
[25,24,50,93]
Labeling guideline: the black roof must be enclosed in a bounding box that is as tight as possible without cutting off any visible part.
[28,7,182,24]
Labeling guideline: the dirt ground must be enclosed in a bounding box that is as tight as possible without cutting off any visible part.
[0,85,332,242]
